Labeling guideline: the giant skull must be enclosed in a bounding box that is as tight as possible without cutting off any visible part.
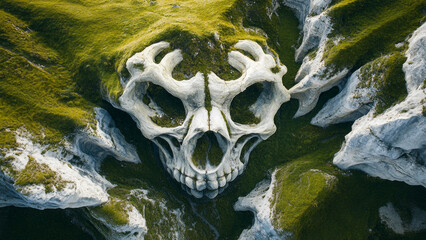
[119,40,290,198]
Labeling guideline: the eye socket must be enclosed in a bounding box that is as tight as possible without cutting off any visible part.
[142,82,186,127]
[230,82,264,125]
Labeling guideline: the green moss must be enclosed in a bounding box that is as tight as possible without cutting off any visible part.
[357,53,407,115]
[0,155,18,176]
[91,198,130,226]
[272,153,338,232]
[307,48,318,60]
[230,82,262,125]
[145,83,185,127]
[324,0,425,70]
[15,156,65,193]
[203,73,212,112]
[220,111,231,135]
[207,132,223,166]
[270,66,280,73]
[192,134,208,168]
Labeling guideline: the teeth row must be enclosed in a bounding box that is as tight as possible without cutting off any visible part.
[167,164,244,199]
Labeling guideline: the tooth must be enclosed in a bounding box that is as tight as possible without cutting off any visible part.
[176,159,182,171]
[223,164,231,175]
[180,173,186,183]
[207,180,218,190]
[217,167,224,178]
[231,170,238,181]
[218,176,226,188]
[186,167,195,178]
[196,173,204,180]
[226,173,232,182]
[181,164,186,176]
[205,189,218,199]
[191,189,203,198]
[207,173,217,181]
[173,169,181,181]
[196,180,206,191]
[185,177,195,189]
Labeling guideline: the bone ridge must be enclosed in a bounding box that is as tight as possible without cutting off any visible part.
[118,40,290,198]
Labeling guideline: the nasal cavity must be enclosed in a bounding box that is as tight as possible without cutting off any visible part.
[191,131,225,169]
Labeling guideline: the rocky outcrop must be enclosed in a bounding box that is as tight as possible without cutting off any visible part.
[333,23,426,187]
[88,201,148,240]
[282,0,332,26]
[310,68,374,127]
[310,53,398,127]
[0,108,140,209]
[379,202,426,234]
[74,108,141,166]
[234,170,287,240]
[284,0,349,117]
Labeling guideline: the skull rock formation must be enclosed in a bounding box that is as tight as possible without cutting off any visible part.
[118,40,290,198]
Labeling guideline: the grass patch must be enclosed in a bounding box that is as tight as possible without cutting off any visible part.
[229,82,263,125]
[145,83,186,127]
[271,146,339,233]
[15,156,65,193]
[324,0,425,70]
[0,0,267,101]
[357,52,408,115]
[91,198,130,226]
[0,10,92,148]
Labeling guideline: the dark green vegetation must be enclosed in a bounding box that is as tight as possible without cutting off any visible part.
[0,207,99,240]
[325,0,425,70]
[358,53,408,115]
[271,147,339,232]
[230,83,263,125]
[144,83,186,127]
[321,0,424,114]
[192,131,223,167]
[192,134,209,168]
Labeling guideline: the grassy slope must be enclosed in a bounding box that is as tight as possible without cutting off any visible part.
[0,10,92,148]
[323,0,425,113]
[0,0,274,139]
[0,0,268,101]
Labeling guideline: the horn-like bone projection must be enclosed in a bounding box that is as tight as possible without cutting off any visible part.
[118,40,290,198]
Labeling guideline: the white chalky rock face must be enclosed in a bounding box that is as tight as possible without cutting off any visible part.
[119,40,290,198]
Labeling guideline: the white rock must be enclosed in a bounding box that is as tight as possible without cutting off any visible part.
[0,107,140,209]
[333,23,426,188]
[282,0,332,26]
[0,130,110,209]
[403,23,426,93]
[285,0,349,117]
[311,60,382,127]
[89,202,147,240]
[234,170,289,239]
[379,202,426,234]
